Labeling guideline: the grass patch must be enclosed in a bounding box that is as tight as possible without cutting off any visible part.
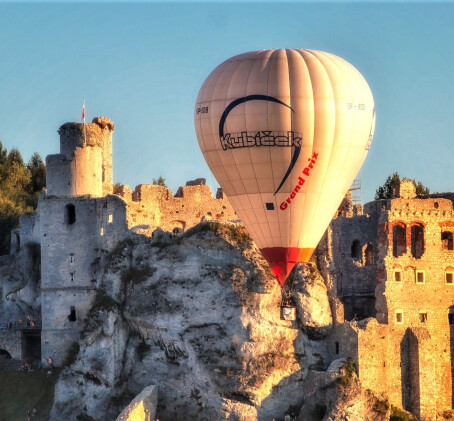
[180,222,252,247]
[0,367,60,421]
[390,405,416,421]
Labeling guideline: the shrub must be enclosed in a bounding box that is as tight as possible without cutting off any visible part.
[373,397,389,415]
[337,359,357,388]
[86,290,118,319]
[390,405,416,421]
[121,266,156,285]
[180,221,252,247]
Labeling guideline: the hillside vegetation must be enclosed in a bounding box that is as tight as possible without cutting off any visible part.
[0,142,45,255]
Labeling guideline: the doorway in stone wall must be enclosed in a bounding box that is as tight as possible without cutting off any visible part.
[401,329,421,417]
[21,331,41,362]
[450,305,454,408]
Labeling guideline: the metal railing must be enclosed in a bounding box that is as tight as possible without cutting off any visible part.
[0,321,42,332]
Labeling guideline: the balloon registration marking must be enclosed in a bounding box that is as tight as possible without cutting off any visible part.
[219,95,301,195]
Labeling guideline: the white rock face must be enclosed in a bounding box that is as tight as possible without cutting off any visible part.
[50,224,314,420]
[0,244,41,322]
[292,264,333,338]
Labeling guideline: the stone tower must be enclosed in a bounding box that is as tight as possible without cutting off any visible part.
[40,117,127,365]
[46,117,114,198]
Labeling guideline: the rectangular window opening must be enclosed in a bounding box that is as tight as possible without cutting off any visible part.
[419,312,428,323]
[68,306,76,322]
[265,202,275,211]
[108,214,113,223]
[394,270,402,282]
[100,227,104,236]
[416,270,425,284]
[396,312,403,324]
[446,272,453,284]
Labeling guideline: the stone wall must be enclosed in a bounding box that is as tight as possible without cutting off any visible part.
[0,330,22,360]
[39,194,128,365]
[116,182,237,235]
[322,180,454,419]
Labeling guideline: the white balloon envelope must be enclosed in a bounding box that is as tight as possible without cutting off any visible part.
[194,49,375,286]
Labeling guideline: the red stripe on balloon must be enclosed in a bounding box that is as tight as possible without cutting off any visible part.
[260,247,315,287]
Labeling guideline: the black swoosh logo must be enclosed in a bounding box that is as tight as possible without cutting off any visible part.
[218,95,299,196]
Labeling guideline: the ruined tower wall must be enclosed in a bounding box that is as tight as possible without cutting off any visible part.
[39,194,128,364]
[46,147,103,197]
[327,182,454,419]
[382,195,454,415]
[48,117,114,198]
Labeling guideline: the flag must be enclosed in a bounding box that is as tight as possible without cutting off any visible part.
[82,99,85,121]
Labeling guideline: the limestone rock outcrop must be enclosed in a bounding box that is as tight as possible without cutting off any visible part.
[50,223,314,420]
[291,263,333,338]
[0,243,41,322]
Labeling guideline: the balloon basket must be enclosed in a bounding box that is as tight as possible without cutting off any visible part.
[280,297,296,321]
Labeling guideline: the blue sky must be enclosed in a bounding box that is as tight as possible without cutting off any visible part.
[0,2,453,203]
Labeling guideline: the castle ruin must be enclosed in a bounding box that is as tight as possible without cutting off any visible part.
[34,117,237,364]
[4,117,454,419]
[322,180,454,419]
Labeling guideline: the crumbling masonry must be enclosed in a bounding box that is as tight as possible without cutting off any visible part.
[320,181,454,420]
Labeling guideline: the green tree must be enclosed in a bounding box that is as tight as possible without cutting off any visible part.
[374,172,429,200]
[26,153,46,207]
[0,144,46,255]
[152,176,167,187]
[7,148,24,166]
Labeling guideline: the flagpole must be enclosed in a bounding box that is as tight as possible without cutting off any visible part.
[82,98,86,144]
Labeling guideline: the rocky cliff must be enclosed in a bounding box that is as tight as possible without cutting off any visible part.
[0,221,397,420]
[0,243,41,324]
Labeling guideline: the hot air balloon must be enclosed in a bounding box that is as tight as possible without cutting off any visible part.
[194,49,375,287]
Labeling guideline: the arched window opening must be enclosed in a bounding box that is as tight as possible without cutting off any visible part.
[411,223,424,259]
[351,240,361,260]
[68,306,76,322]
[65,204,76,225]
[393,223,406,257]
[0,349,12,359]
[172,227,182,237]
[364,243,375,266]
[442,231,453,251]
